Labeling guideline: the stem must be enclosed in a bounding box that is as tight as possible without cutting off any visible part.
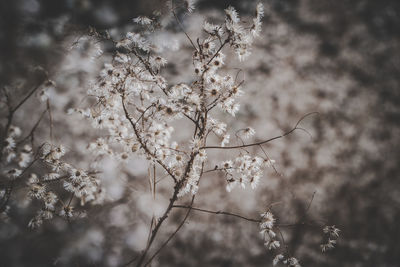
[201,112,319,150]
[206,38,229,65]
[130,178,186,267]
[143,195,196,267]
[121,95,177,183]
[172,205,261,223]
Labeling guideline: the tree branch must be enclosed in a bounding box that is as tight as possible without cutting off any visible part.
[201,112,319,150]
[172,205,261,223]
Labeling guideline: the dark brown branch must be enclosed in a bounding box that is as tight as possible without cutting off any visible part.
[171,10,198,52]
[127,179,185,267]
[17,108,48,146]
[201,112,319,150]
[183,113,200,128]
[1,74,48,159]
[0,157,38,212]
[143,195,196,267]
[124,115,200,267]
[143,162,206,267]
[46,99,53,141]
[11,82,44,114]
[172,205,261,223]
[206,38,229,65]
[121,95,177,183]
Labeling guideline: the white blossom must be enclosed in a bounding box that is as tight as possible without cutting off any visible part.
[133,16,152,25]
[273,254,284,266]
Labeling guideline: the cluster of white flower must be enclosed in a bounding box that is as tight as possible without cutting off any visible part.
[273,255,301,267]
[117,32,151,52]
[258,211,304,266]
[222,154,267,192]
[133,16,153,25]
[224,3,264,61]
[75,3,266,202]
[259,211,280,250]
[240,127,256,139]
[321,225,340,252]
[23,143,105,228]
[2,126,29,166]
[1,101,104,228]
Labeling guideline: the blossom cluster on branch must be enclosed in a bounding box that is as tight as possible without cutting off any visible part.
[0,1,340,266]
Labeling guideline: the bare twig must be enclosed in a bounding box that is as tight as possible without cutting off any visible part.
[143,195,196,267]
[46,99,53,142]
[201,112,319,150]
[17,108,48,146]
[172,205,261,223]
[171,9,198,52]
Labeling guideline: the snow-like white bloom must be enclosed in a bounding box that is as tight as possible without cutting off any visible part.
[88,138,110,155]
[242,127,255,139]
[323,225,340,238]
[43,172,60,181]
[38,88,49,102]
[202,37,216,53]
[40,210,54,220]
[321,225,340,252]
[284,257,301,267]
[69,168,87,181]
[184,0,196,13]
[251,3,264,37]
[6,151,16,163]
[209,118,226,136]
[223,154,264,191]
[321,239,337,252]
[44,192,58,210]
[273,254,284,266]
[28,173,39,184]
[249,173,261,189]
[149,56,167,69]
[28,183,47,199]
[28,216,43,229]
[8,126,21,137]
[4,168,22,179]
[203,21,224,37]
[18,145,33,168]
[236,46,251,62]
[190,137,202,151]
[133,16,152,25]
[265,240,280,250]
[260,211,275,230]
[0,190,5,199]
[225,6,240,23]
[118,32,151,52]
[224,101,240,116]
[60,206,73,218]
[226,179,238,192]
[4,137,16,151]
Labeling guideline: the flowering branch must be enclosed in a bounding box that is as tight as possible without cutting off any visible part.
[0,2,340,266]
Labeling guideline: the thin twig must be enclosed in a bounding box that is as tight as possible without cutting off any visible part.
[201,112,319,150]
[172,205,261,223]
[206,38,229,65]
[121,95,177,183]
[46,99,53,142]
[17,108,48,146]
[143,196,196,267]
[172,10,198,51]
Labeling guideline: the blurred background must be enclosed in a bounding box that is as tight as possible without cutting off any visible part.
[1,0,400,266]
